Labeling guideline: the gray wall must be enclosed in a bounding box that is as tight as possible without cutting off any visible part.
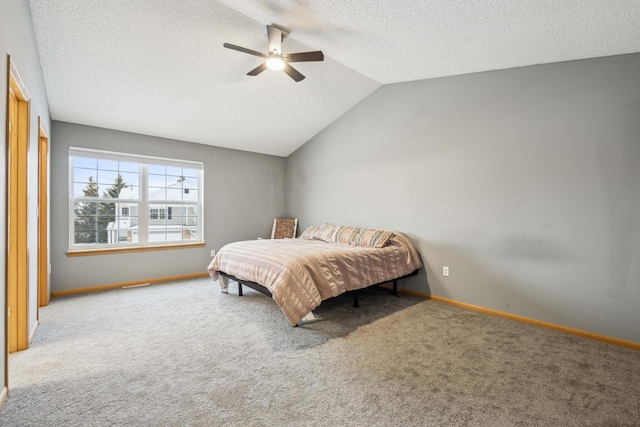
[51,121,286,291]
[0,0,51,391]
[287,53,640,343]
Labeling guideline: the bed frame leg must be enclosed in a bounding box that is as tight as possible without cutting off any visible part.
[238,283,243,296]
[392,279,398,296]
[353,291,359,308]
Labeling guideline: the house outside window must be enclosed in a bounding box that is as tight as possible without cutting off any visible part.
[69,147,204,250]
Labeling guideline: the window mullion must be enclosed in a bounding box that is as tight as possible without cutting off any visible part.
[139,163,149,245]
[69,155,75,249]
[198,170,203,243]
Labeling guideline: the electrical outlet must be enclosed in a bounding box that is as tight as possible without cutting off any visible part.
[210,250,216,257]
[443,266,449,277]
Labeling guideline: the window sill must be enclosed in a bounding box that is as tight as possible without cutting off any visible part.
[67,242,206,257]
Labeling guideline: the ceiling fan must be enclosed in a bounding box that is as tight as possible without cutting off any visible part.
[223,24,324,82]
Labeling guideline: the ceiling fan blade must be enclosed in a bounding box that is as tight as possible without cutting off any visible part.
[247,63,268,76]
[223,43,267,58]
[283,63,305,82]
[267,25,282,54]
[285,51,324,63]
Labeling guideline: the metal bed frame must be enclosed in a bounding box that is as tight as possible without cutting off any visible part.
[219,269,419,313]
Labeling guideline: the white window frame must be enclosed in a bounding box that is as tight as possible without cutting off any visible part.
[69,147,204,251]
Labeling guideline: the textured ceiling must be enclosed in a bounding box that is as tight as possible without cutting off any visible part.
[29,0,640,157]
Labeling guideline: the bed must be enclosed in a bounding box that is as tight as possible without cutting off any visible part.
[207,225,422,326]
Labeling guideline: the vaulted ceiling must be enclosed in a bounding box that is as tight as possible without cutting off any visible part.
[29,0,640,156]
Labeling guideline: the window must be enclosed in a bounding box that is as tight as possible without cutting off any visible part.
[150,208,166,220]
[69,147,203,251]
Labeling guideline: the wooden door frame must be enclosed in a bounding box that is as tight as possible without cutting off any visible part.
[37,119,49,313]
[6,56,30,354]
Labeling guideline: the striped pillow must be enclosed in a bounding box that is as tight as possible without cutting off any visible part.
[351,227,394,248]
[331,225,360,245]
[315,223,337,242]
[332,225,394,248]
[300,225,319,240]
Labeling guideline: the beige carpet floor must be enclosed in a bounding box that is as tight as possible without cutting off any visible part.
[1,277,639,426]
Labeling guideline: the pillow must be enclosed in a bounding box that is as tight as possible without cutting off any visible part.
[351,227,394,248]
[331,225,360,245]
[315,223,337,242]
[303,224,393,247]
[300,225,319,240]
[332,225,394,248]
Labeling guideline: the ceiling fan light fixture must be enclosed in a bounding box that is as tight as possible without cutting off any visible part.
[266,57,285,70]
[223,25,323,81]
